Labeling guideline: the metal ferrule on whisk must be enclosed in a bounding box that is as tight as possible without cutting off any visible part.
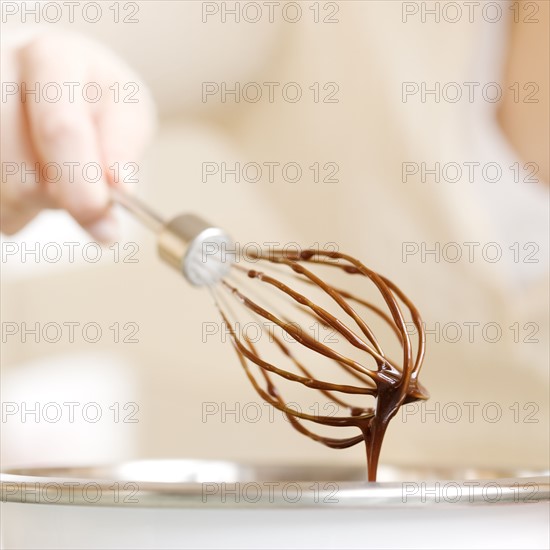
[158,214,233,286]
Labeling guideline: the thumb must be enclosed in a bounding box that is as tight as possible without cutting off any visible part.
[95,70,157,192]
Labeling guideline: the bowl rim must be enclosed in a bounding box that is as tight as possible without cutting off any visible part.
[1,459,548,509]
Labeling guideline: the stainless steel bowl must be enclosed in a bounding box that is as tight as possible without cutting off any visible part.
[1,460,549,549]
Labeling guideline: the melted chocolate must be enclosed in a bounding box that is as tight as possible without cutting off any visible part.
[214,249,428,481]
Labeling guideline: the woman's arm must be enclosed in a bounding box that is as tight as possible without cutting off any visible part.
[498,0,549,185]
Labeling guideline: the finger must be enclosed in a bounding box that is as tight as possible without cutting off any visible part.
[94,62,157,191]
[19,34,118,242]
[0,38,51,233]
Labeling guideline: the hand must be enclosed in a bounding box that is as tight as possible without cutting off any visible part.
[0,30,156,242]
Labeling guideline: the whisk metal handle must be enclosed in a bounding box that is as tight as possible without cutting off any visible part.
[111,187,165,233]
[112,188,233,286]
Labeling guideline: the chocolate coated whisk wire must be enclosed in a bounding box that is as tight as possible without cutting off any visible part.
[211,248,428,480]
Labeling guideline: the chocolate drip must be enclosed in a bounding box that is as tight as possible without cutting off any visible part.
[214,249,428,481]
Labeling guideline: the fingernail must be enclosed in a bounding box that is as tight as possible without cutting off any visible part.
[109,161,138,192]
[85,215,119,244]
[119,164,137,187]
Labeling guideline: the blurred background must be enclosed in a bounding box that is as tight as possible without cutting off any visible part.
[1,1,548,473]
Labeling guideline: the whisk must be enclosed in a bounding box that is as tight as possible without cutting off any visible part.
[114,189,429,481]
